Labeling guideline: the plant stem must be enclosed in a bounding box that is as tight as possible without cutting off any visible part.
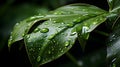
[94,30,109,37]
[66,52,81,67]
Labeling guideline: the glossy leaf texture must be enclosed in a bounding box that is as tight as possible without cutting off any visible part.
[22,4,109,67]
[107,0,120,13]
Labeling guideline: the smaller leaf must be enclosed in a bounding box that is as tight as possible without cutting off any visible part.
[107,0,120,13]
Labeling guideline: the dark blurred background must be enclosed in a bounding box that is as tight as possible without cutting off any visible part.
[0,0,109,67]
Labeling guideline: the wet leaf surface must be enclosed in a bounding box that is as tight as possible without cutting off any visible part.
[23,4,108,66]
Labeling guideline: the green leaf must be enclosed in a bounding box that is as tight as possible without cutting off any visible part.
[23,4,108,66]
[107,0,120,13]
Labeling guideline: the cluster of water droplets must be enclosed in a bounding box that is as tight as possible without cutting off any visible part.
[33,27,49,33]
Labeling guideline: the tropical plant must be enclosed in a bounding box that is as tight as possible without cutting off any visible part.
[8,0,120,67]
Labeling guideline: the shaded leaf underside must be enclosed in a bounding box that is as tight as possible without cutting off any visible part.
[107,0,120,66]
[107,29,120,66]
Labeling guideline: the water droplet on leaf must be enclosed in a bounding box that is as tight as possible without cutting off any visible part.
[26,35,30,39]
[15,23,19,26]
[70,32,77,36]
[82,26,89,34]
[10,36,12,40]
[40,28,49,33]
[54,11,62,15]
[61,22,64,25]
[22,33,25,37]
[48,34,54,40]
[53,21,56,23]
[82,9,86,11]
[65,41,70,47]
[37,56,41,62]
[49,18,52,21]
[93,22,97,25]
[45,22,48,25]
[67,23,74,27]
[34,28,40,33]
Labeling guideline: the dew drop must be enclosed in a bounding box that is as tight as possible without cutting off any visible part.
[37,56,41,62]
[93,22,97,25]
[61,22,64,25]
[82,9,86,11]
[10,36,12,40]
[49,18,52,21]
[40,28,49,33]
[82,26,89,34]
[54,11,62,15]
[15,23,19,26]
[22,33,25,37]
[67,23,74,27]
[53,21,56,23]
[45,22,48,25]
[34,28,40,33]
[54,12,58,15]
[70,32,77,36]
[65,41,70,47]
[8,36,13,45]
[48,34,54,40]
[26,35,30,39]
